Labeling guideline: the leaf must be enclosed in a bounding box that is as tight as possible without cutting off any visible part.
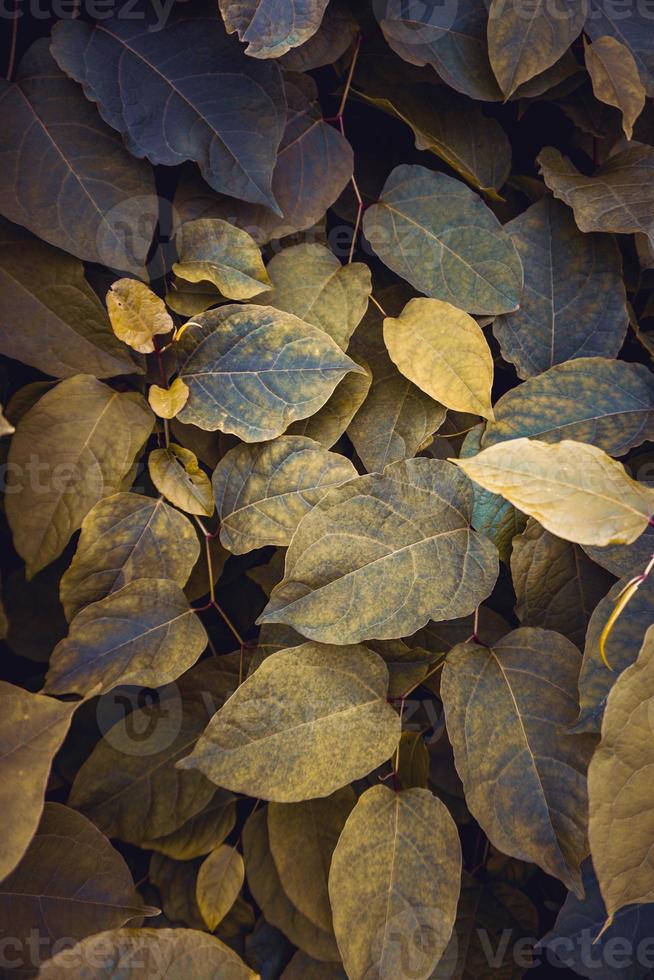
[166,277,223,317]
[538,146,654,246]
[487,0,585,98]
[492,196,628,378]
[149,445,215,518]
[45,578,207,696]
[396,732,430,790]
[38,928,257,979]
[328,785,461,980]
[219,0,329,58]
[453,438,654,547]
[0,803,154,964]
[383,297,495,419]
[0,218,141,379]
[583,522,654,579]
[106,279,173,354]
[177,642,401,802]
[175,304,363,441]
[149,378,190,419]
[51,9,286,211]
[363,164,523,315]
[281,953,347,979]
[254,243,371,349]
[0,404,14,437]
[482,358,654,456]
[584,36,646,139]
[5,375,154,578]
[0,683,76,882]
[0,41,156,273]
[213,435,357,554]
[259,458,498,644]
[585,0,654,95]
[279,0,357,70]
[588,626,654,921]
[60,493,199,622]
[173,219,271,300]
[441,627,595,894]
[197,845,245,931]
[511,518,614,648]
[142,789,237,861]
[267,788,356,932]
[286,360,372,448]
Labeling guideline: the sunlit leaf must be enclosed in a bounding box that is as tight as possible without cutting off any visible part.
[173,219,270,300]
[149,444,214,518]
[106,279,173,354]
[148,378,190,420]
[584,36,646,139]
[197,845,245,931]
[219,0,329,58]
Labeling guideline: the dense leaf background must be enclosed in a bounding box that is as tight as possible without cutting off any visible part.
[1,1,654,977]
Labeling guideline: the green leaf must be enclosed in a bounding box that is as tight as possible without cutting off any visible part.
[173,219,271,300]
[197,845,245,931]
[149,444,215,518]
[0,683,76,881]
[106,279,173,354]
[5,375,154,578]
[45,579,207,696]
[254,243,371,349]
[177,642,401,801]
[176,304,363,440]
[482,358,654,455]
[328,785,461,980]
[219,0,329,58]
[213,435,357,554]
[492,197,628,379]
[259,458,498,644]
[441,627,595,894]
[584,36,646,139]
[148,378,190,419]
[588,626,654,922]
[383,297,495,419]
[0,218,141,379]
[453,438,654,546]
[286,359,372,448]
[363,164,523,315]
[60,492,200,621]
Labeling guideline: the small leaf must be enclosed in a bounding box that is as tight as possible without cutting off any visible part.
[328,785,461,980]
[106,278,173,354]
[177,642,401,802]
[453,438,654,546]
[584,0,654,96]
[173,219,271,300]
[383,297,495,419]
[0,404,14,436]
[149,444,214,518]
[148,378,190,419]
[219,0,330,58]
[584,35,646,139]
[197,845,245,931]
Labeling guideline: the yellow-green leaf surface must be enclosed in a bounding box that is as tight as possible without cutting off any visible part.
[219,0,330,58]
[482,358,654,456]
[441,627,595,893]
[268,788,356,932]
[0,217,141,379]
[106,278,173,354]
[487,0,585,98]
[177,642,401,802]
[286,360,372,448]
[538,146,654,246]
[60,492,200,621]
[5,375,153,578]
[148,378,190,419]
[0,683,76,881]
[173,218,270,300]
[45,578,207,695]
[165,276,222,316]
[259,458,498,644]
[141,789,236,861]
[281,952,346,979]
[254,243,371,349]
[149,444,214,518]
[383,297,495,419]
[328,785,461,980]
[0,803,153,964]
[39,928,257,979]
[454,438,654,546]
[396,731,430,790]
[492,197,628,379]
[584,36,646,139]
[212,435,357,554]
[588,626,654,921]
[363,164,523,315]
[176,304,363,440]
[196,844,245,931]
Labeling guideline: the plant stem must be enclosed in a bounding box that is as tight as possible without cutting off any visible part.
[369,294,388,317]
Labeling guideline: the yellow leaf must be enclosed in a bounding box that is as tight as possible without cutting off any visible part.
[106,279,173,354]
[584,36,646,140]
[196,844,245,931]
[148,378,190,419]
[149,444,214,517]
[173,218,271,300]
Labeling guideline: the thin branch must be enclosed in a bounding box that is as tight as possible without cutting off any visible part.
[369,294,388,317]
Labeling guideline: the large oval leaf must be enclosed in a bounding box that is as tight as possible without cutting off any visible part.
[363,164,523,315]
[441,627,595,894]
[328,785,461,980]
[219,0,330,58]
[177,642,401,802]
[258,458,499,644]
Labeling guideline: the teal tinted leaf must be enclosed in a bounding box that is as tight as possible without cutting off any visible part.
[363,164,523,315]
[213,435,357,554]
[493,197,628,378]
[176,304,363,441]
[259,458,499,645]
[149,445,215,518]
[51,9,286,210]
[219,0,330,58]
